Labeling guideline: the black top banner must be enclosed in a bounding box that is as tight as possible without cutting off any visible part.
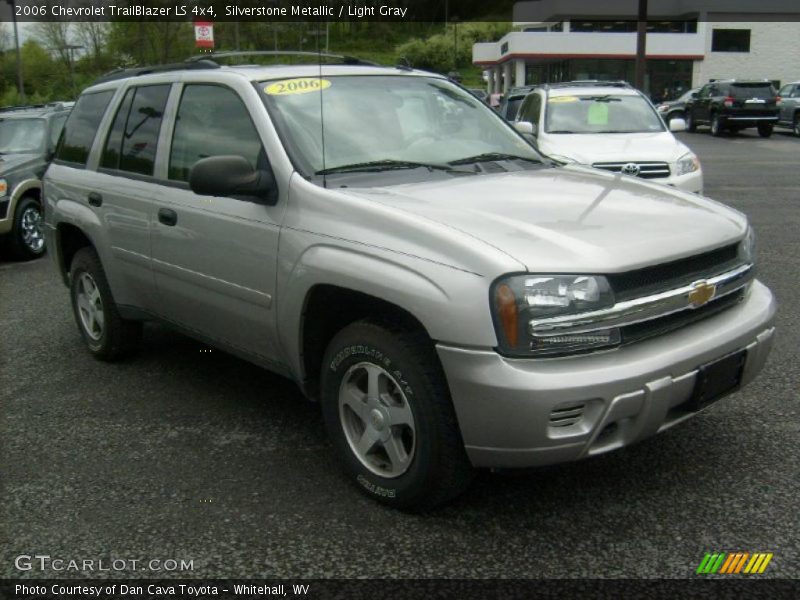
[2,0,800,22]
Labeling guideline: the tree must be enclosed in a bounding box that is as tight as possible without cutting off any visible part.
[33,22,72,67]
[75,22,109,65]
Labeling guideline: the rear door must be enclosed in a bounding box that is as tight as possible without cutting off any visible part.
[92,83,172,312]
[150,82,284,364]
[695,84,713,123]
[778,84,798,124]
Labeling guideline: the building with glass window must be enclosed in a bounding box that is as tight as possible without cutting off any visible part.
[473,1,800,102]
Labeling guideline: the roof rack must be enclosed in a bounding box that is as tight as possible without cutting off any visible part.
[543,80,633,89]
[91,59,220,85]
[0,102,73,114]
[186,50,378,66]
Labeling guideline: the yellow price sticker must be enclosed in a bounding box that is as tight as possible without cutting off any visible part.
[264,78,331,96]
[548,96,578,103]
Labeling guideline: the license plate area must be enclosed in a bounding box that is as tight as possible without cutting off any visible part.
[688,350,747,411]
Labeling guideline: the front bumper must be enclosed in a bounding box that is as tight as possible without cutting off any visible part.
[437,280,776,468]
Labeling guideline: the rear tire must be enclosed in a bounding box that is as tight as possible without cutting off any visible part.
[757,122,773,138]
[685,111,697,132]
[320,319,473,511]
[69,247,142,361]
[710,113,724,136]
[7,196,46,261]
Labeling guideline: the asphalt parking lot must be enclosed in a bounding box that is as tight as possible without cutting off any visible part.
[1,128,798,580]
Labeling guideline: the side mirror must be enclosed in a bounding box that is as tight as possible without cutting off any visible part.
[514,121,537,136]
[690,92,699,99]
[189,155,277,205]
[669,117,687,132]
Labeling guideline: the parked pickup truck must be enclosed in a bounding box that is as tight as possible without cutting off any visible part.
[43,56,776,510]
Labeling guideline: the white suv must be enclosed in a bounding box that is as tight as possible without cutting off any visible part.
[514,81,703,194]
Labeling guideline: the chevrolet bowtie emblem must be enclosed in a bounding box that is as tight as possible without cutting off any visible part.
[688,280,716,308]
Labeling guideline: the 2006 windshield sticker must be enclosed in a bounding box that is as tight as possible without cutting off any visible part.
[264,78,331,96]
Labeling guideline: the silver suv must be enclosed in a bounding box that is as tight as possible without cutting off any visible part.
[43,56,776,510]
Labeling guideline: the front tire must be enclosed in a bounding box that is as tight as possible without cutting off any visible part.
[793,113,800,137]
[320,320,473,511]
[7,196,46,260]
[758,122,774,138]
[69,247,142,360]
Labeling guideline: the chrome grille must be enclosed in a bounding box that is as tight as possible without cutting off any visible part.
[592,161,671,179]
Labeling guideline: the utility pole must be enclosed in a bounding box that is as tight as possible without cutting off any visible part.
[60,44,84,99]
[634,0,647,91]
[5,0,26,102]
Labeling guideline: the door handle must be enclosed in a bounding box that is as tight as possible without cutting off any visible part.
[88,192,103,207]
[158,207,178,227]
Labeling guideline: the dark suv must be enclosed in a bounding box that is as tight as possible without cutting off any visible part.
[685,80,779,137]
[0,103,72,259]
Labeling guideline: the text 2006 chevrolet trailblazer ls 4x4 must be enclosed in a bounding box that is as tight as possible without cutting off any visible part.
[43,58,776,509]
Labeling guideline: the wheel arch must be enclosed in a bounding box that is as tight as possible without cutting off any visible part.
[55,222,96,286]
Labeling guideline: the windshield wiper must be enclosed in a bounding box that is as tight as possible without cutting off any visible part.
[316,159,459,175]
[448,152,542,166]
[547,130,577,134]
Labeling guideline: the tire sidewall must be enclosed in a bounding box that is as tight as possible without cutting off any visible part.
[711,114,722,136]
[320,330,441,507]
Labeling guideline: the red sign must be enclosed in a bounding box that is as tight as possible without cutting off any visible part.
[194,21,214,49]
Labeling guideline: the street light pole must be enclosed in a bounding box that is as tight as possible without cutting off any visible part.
[5,0,26,103]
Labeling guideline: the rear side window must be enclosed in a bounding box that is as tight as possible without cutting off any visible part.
[730,83,775,99]
[168,84,264,182]
[55,91,114,166]
[101,84,171,176]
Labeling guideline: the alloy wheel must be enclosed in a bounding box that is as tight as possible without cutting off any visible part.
[338,361,416,478]
[76,272,105,341]
[20,205,44,253]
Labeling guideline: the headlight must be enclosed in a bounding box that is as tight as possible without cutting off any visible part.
[491,274,619,357]
[0,178,7,197]
[547,154,577,164]
[676,152,700,176]
[738,226,756,264]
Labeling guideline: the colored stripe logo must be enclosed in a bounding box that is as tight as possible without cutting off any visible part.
[696,552,773,574]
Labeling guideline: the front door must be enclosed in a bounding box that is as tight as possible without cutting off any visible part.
[150,83,283,364]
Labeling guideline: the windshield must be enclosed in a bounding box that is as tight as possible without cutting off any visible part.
[259,75,542,177]
[545,94,665,134]
[0,118,47,154]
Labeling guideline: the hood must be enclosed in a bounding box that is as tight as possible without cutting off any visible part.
[0,153,40,176]
[339,166,745,274]
[538,131,691,164]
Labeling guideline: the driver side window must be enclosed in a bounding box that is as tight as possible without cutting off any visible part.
[518,94,542,124]
[168,84,265,183]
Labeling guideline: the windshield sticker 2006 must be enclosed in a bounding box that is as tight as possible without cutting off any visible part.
[265,78,332,96]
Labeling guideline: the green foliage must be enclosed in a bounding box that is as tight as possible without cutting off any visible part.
[395,22,509,82]
[0,22,507,103]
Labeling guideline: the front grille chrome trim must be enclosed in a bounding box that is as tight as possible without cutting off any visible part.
[529,263,753,337]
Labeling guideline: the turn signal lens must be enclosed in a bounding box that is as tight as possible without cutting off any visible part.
[494,284,518,347]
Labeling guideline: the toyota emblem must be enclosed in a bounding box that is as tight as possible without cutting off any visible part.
[621,162,641,176]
